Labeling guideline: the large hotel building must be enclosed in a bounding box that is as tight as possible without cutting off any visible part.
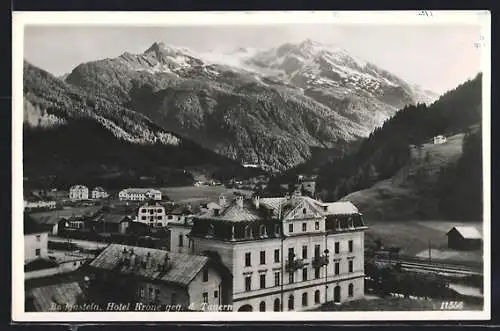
[170,193,367,312]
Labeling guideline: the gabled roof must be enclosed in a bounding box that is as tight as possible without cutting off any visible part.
[447,226,482,239]
[70,185,88,190]
[29,206,102,225]
[92,187,106,192]
[120,188,161,194]
[318,201,359,215]
[198,199,262,222]
[97,214,131,224]
[89,244,212,286]
[28,282,87,312]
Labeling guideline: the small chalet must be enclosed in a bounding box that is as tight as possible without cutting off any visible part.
[446,226,482,250]
[86,244,231,310]
[433,135,447,145]
[91,214,132,235]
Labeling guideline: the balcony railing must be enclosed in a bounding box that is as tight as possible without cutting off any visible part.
[285,258,305,273]
[312,255,329,268]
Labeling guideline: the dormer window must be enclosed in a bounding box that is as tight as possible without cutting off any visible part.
[245,226,253,239]
[274,224,281,236]
[302,208,307,214]
[207,224,215,237]
[259,225,267,237]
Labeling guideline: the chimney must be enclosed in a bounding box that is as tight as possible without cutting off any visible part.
[218,195,226,208]
[121,247,128,262]
[145,252,152,269]
[129,248,136,268]
[236,196,244,208]
[253,196,260,209]
[163,253,170,271]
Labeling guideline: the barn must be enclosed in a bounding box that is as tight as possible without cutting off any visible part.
[446,226,482,250]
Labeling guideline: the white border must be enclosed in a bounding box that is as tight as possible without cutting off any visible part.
[12,10,491,322]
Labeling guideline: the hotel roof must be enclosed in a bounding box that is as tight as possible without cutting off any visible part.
[89,244,211,286]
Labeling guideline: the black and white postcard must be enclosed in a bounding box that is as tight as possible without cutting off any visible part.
[12,10,491,322]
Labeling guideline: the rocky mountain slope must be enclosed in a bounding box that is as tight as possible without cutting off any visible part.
[64,40,437,171]
[23,61,254,189]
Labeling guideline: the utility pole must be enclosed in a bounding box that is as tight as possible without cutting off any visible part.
[428,239,431,263]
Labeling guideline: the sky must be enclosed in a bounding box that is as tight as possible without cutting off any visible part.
[24,24,483,94]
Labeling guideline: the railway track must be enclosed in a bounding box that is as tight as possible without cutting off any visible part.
[376,258,483,276]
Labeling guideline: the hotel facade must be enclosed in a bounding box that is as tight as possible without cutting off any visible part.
[180,194,367,312]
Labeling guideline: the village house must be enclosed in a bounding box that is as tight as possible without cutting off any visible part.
[86,244,231,311]
[91,214,132,235]
[433,135,447,145]
[166,205,193,224]
[24,214,49,263]
[186,194,367,311]
[91,187,109,200]
[119,188,162,201]
[446,226,482,250]
[137,202,167,227]
[69,185,89,201]
[29,206,103,236]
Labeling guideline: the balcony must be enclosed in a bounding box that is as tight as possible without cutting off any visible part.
[285,258,305,273]
[312,255,329,268]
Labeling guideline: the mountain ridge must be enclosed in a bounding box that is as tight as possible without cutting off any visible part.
[63,39,437,171]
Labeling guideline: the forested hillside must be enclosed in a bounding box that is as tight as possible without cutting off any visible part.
[315,73,481,201]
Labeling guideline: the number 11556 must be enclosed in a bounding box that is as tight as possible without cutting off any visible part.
[440,301,464,310]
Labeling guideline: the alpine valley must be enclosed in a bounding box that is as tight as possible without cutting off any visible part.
[24,39,437,186]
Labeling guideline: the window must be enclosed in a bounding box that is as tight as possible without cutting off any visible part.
[314,245,320,258]
[148,287,153,299]
[214,290,218,298]
[348,283,354,297]
[348,240,353,253]
[274,298,280,312]
[288,223,293,233]
[274,249,280,263]
[156,289,161,302]
[168,215,173,220]
[274,224,281,235]
[202,292,209,303]
[315,222,319,230]
[139,288,145,298]
[260,274,266,289]
[157,209,162,213]
[259,301,266,312]
[288,295,294,310]
[157,216,163,220]
[260,251,266,265]
[36,235,41,242]
[260,225,266,237]
[245,276,251,292]
[141,216,147,221]
[73,261,77,267]
[289,272,294,284]
[288,248,295,260]
[302,208,307,214]
[302,292,308,306]
[245,226,253,238]
[203,269,208,282]
[302,246,308,259]
[302,268,308,281]
[349,260,353,273]
[315,268,320,279]
[245,252,251,267]
[335,262,340,275]
[302,223,307,232]
[335,242,340,254]
[314,290,320,304]
[179,234,184,247]
[35,248,41,256]
[274,272,280,286]
[141,208,146,213]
